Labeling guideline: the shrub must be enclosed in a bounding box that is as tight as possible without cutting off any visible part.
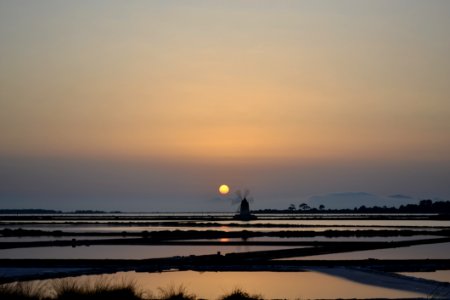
[219,288,263,300]
[157,284,196,300]
[0,281,47,300]
[52,277,142,300]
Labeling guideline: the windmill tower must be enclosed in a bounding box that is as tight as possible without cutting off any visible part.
[240,197,250,217]
[233,189,257,221]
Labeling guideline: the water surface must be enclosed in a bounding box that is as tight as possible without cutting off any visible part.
[399,270,450,283]
[297,242,450,260]
[26,270,426,299]
[0,245,295,259]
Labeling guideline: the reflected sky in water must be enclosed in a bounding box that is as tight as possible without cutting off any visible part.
[399,270,450,283]
[1,224,444,233]
[0,245,295,259]
[298,242,450,260]
[37,270,425,299]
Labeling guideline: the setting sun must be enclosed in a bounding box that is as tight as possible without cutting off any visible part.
[219,184,230,195]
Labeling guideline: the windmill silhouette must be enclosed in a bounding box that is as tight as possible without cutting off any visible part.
[232,189,257,221]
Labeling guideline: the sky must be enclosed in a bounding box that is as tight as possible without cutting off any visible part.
[1,1,450,211]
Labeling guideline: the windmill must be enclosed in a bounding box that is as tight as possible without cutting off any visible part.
[232,189,257,221]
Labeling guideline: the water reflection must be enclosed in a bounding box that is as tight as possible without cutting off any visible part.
[34,270,425,299]
[399,270,450,283]
[182,235,441,243]
[0,245,296,259]
[299,242,450,260]
[2,224,444,233]
[3,216,448,228]
[0,235,440,243]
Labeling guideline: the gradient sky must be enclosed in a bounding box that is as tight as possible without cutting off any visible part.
[1,1,449,211]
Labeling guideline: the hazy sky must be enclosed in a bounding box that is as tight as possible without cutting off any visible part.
[1,1,449,211]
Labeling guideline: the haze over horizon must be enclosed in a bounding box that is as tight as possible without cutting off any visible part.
[1,1,449,211]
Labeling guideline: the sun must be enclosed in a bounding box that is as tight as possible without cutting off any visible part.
[218,184,230,195]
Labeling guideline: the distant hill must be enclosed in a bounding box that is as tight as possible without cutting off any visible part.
[0,209,115,214]
[0,209,62,214]
[307,192,417,209]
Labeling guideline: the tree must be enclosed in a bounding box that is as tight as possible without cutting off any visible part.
[419,199,432,208]
[288,204,296,212]
[319,204,325,211]
[299,203,310,211]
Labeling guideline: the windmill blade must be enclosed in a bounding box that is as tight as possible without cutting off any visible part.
[229,192,241,205]
[243,189,250,198]
[231,196,241,205]
[236,190,242,200]
[247,196,255,203]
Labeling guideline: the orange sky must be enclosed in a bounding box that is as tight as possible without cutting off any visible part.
[1,1,449,210]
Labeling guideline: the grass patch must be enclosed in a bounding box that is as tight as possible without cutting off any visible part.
[0,278,144,300]
[52,277,143,300]
[219,288,263,300]
[0,281,48,300]
[156,284,196,300]
[0,280,265,300]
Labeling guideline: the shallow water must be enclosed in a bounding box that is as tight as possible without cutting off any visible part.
[0,245,296,259]
[3,216,450,227]
[215,219,450,227]
[2,213,448,299]
[296,241,450,260]
[29,270,426,299]
[0,236,115,242]
[1,224,443,233]
[399,270,450,283]
[181,235,441,242]
[3,215,449,236]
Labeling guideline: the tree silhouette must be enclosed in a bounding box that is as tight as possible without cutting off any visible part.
[299,203,310,211]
